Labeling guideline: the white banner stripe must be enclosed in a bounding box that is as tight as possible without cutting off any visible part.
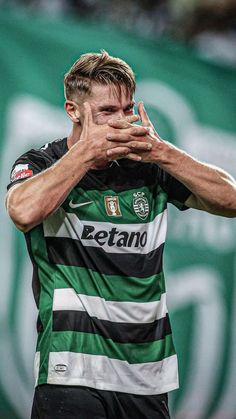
[52,289,167,323]
[47,352,179,395]
[43,208,167,255]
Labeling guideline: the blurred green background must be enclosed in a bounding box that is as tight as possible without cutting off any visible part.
[0,2,236,418]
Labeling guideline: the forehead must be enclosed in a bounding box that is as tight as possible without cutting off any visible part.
[89,82,133,105]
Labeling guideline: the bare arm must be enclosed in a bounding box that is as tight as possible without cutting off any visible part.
[106,102,236,218]
[6,140,92,232]
[6,103,150,232]
[153,142,236,217]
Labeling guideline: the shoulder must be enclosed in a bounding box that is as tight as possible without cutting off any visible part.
[8,138,68,189]
[14,137,68,168]
[38,137,68,161]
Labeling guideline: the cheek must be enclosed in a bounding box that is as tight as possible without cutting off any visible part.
[94,115,111,125]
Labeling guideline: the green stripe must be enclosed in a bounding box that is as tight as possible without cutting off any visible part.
[54,265,166,302]
[30,225,55,383]
[63,185,167,224]
[50,331,175,364]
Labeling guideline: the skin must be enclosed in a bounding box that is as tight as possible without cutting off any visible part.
[65,83,151,167]
[6,82,236,233]
[107,100,236,217]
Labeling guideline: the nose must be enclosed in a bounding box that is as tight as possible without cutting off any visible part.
[117,110,125,119]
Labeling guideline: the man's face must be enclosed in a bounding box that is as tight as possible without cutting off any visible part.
[79,83,135,125]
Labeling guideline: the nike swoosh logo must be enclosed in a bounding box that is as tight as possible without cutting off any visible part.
[69,200,93,209]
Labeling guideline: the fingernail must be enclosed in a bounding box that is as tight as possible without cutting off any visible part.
[107,134,112,140]
[147,143,152,149]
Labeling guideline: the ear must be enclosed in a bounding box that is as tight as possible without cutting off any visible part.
[64,100,81,124]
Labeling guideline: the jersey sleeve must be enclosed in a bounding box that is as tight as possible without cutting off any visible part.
[157,167,191,210]
[7,149,48,190]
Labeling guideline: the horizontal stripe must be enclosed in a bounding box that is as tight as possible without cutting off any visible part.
[78,160,161,192]
[52,289,167,323]
[47,352,179,395]
[54,267,166,303]
[46,239,164,277]
[43,208,167,255]
[50,331,175,364]
[34,352,40,386]
[52,311,171,343]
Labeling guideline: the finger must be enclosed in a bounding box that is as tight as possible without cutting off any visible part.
[106,130,148,142]
[83,102,93,126]
[125,114,140,124]
[129,126,149,136]
[138,102,152,127]
[109,140,152,151]
[107,133,133,142]
[108,119,130,129]
[126,153,142,161]
[106,146,133,159]
[108,114,139,128]
[108,126,148,137]
[128,141,152,151]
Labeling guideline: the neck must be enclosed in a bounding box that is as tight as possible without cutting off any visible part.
[67,123,82,149]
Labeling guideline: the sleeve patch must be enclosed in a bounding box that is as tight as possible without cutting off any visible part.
[11,164,33,182]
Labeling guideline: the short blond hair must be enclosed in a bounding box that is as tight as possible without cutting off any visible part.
[64,50,136,101]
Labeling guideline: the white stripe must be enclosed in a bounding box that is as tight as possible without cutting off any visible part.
[47,352,179,395]
[43,208,167,255]
[34,352,40,386]
[53,289,167,323]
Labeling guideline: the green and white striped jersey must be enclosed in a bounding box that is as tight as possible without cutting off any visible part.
[8,138,191,395]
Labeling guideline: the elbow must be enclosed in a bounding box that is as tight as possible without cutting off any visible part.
[225,206,236,218]
[7,202,33,233]
[223,181,236,217]
[6,191,36,233]
[223,189,236,217]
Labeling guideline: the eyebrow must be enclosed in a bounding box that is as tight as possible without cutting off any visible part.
[98,101,135,111]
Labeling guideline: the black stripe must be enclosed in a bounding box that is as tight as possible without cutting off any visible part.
[46,238,164,278]
[37,316,44,333]
[53,310,171,344]
[25,231,41,308]
[79,161,159,192]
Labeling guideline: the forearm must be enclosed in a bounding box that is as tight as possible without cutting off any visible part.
[6,140,92,232]
[155,140,236,217]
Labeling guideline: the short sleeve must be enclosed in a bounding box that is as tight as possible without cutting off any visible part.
[7,149,48,190]
[158,168,191,211]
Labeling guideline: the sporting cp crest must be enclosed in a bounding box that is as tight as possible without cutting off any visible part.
[133,192,149,220]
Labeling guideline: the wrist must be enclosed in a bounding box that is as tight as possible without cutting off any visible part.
[153,140,187,171]
[70,139,97,171]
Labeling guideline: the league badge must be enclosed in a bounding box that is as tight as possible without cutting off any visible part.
[10,164,33,182]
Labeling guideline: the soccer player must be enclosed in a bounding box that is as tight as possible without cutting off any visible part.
[6,51,236,419]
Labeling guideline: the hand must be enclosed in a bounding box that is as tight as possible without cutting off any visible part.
[80,102,153,165]
[106,102,166,163]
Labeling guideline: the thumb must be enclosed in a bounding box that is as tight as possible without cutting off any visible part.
[138,102,153,128]
[83,102,93,127]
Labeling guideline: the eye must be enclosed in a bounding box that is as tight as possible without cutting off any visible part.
[103,108,115,113]
[125,105,134,114]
